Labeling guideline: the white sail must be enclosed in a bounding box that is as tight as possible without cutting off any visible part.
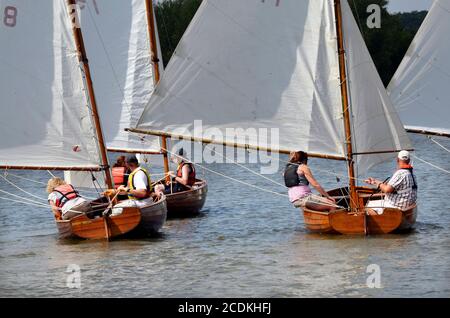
[136,0,346,158]
[66,0,164,189]
[0,0,102,169]
[341,0,412,176]
[388,0,450,136]
[135,0,411,175]
[79,0,163,152]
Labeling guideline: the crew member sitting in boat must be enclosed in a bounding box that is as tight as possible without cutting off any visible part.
[112,155,131,200]
[364,150,417,215]
[108,155,156,214]
[47,177,92,220]
[112,155,130,189]
[284,151,336,211]
[155,148,196,194]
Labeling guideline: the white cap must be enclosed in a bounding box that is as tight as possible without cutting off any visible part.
[398,150,410,161]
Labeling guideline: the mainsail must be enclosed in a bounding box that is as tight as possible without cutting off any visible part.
[134,0,411,177]
[0,0,102,170]
[78,0,163,152]
[136,0,346,159]
[388,0,450,137]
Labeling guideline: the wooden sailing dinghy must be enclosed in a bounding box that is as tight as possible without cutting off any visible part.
[388,0,450,139]
[162,180,208,217]
[303,187,417,234]
[0,0,167,239]
[127,0,414,234]
[56,195,167,239]
[67,0,208,217]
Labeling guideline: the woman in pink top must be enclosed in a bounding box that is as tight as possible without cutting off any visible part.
[284,151,336,212]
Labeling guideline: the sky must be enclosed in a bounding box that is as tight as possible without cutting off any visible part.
[387,0,433,13]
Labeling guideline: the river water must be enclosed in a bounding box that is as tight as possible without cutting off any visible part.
[0,134,449,297]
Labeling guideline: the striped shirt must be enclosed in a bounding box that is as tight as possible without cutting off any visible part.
[385,169,417,210]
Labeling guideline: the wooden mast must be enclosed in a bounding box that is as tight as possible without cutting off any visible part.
[67,0,113,189]
[145,0,170,182]
[334,0,358,210]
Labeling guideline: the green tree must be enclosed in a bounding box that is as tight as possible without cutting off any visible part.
[155,0,202,66]
[395,10,427,32]
[348,0,425,85]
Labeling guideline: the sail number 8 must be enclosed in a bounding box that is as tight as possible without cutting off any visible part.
[3,6,17,27]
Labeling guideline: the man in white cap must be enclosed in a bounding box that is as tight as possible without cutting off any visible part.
[364,150,418,215]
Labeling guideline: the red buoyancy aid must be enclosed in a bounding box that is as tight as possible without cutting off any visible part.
[53,184,79,208]
[112,167,127,189]
[177,162,196,186]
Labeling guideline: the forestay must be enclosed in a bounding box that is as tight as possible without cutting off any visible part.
[0,0,102,169]
[388,0,450,136]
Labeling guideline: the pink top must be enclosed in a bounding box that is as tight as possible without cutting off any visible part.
[288,185,312,203]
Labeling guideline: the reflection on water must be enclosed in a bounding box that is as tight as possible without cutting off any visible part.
[0,135,449,297]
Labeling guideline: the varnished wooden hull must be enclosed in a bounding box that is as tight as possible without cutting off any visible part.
[302,187,417,235]
[302,210,338,234]
[165,180,208,218]
[303,207,417,235]
[131,195,167,236]
[56,196,167,239]
[56,207,141,240]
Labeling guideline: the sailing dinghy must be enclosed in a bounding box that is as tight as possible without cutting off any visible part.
[70,0,208,218]
[128,0,415,234]
[0,0,167,239]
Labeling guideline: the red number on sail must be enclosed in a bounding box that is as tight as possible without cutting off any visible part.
[3,6,17,27]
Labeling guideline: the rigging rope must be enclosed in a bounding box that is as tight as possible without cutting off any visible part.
[3,172,100,196]
[1,174,48,202]
[202,144,286,188]
[0,188,50,207]
[161,146,288,199]
[412,154,450,175]
[47,170,56,178]
[0,195,49,208]
[430,137,450,153]
[161,147,343,208]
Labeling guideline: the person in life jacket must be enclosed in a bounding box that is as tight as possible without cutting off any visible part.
[365,150,418,215]
[114,155,153,202]
[169,148,197,194]
[47,177,92,220]
[284,151,336,211]
[154,148,196,195]
[112,155,131,201]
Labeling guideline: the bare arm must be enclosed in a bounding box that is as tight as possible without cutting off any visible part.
[300,165,334,200]
[174,165,191,187]
[116,186,148,199]
[364,177,395,193]
[49,200,61,219]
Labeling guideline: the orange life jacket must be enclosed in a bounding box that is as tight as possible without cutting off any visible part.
[177,162,196,186]
[397,162,417,190]
[398,162,413,170]
[112,167,127,189]
[53,184,79,208]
